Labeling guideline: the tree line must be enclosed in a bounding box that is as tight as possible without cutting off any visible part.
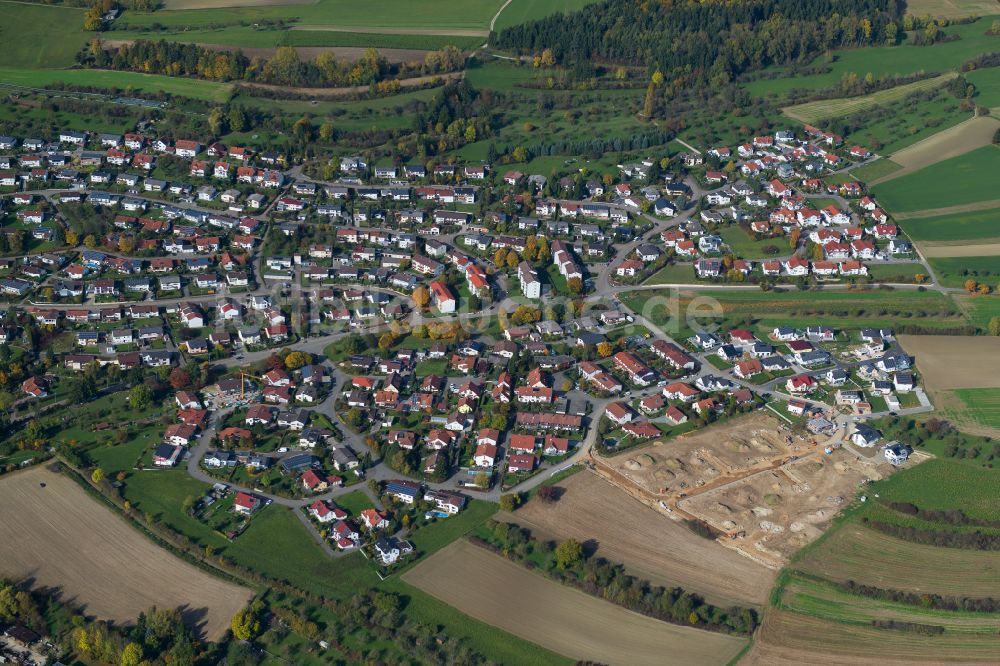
[473,520,758,635]
[861,517,1000,550]
[839,579,1000,614]
[886,501,1000,529]
[78,39,464,88]
[491,0,902,91]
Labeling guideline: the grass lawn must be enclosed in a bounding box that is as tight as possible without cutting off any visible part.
[405,499,497,560]
[850,158,902,183]
[0,67,233,103]
[414,358,448,376]
[717,225,784,260]
[0,2,90,68]
[900,207,1000,242]
[86,437,151,474]
[927,256,1000,288]
[643,262,700,285]
[225,505,379,598]
[871,145,1000,213]
[745,17,1000,99]
[622,287,968,339]
[122,469,226,547]
[865,262,926,283]
[333,490,375,515]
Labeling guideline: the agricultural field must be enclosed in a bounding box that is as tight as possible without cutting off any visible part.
[898,334,1000,390]
[871,145,1000,212]
[403,539,749,666]
[0,466,252,639]
[868,115,1000,186]
[119,0,507,31]
[795,520,1000,597]
[106,28,482,52]
[873,458,1000,520]
[898,206,1000,242]
[748,606,1000,665]
[500,471,775,607]
[841,91,971,157]
[781,73,957,124]
[955,291,1000,329]
[749,455,1000,665]
[162,0,316,10]
[906,0,1000,18]
[621,288,969,340]
[936,387,1000,434]
[926,255,1000,287]
[0,2,90,68]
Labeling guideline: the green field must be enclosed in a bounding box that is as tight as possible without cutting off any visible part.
[865,262,926,283]
[871,146,1000,213]
[745,17,1000,98]
[900,207,1000,242]
[782,73,957,124]
[872,457,1000,520]
[225,505,379,598]
[123,469,227,546]
[622,288,968,339]
[120,0,505,30]
[957,292,1000,328]
[0,2,90,68]
[843,92,968,155]
[965,65,1000,108]
[938,387,1000,433]
[492,0,599,31]
[927,256,1000,288]
[644,262,700,285]
[850,158,903,182]
[110,27,483,51]
[717,225,784,260]
[0,67,232,102]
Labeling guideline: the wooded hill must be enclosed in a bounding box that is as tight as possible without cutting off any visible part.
[491,0,903,87]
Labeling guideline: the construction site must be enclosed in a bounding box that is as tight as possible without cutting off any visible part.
[594,412,899,568]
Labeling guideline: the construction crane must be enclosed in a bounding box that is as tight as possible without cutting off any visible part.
[240,371,263,402]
